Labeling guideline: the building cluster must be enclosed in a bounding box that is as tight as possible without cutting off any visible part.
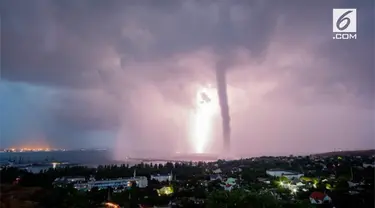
[5,150,374,207]
[72,176,149,191]
[53,172,173,192]
[199,152,374,206]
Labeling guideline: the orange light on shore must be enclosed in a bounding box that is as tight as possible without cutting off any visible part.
[8,147,52,152]
[104,202,120,208]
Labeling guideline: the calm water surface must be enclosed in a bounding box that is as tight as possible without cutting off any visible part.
[0,150,114,164]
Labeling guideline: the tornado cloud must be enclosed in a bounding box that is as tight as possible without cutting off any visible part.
[215,60,231,154]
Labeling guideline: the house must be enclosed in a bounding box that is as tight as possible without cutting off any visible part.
[347,181,359,188]
[54,176,86,183]
[231,167,242,173]
[150,173,173,182]
[257,178,271,184]
[221,178,237,191]
[209,174,222,181]
[212,168,222,174]
[309,191,332,204]
[363,163,375,168]
[266,169,304,180]
[53,176,86,187]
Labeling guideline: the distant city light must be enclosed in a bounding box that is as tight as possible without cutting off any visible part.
[104,202,120,208]
[3,147,62,153]
[52,162,59,169]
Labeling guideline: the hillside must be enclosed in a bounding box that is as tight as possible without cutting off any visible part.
[314,149,375,157]
[0,185,45,208]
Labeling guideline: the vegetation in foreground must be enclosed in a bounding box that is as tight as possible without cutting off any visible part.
[0,154,374,208]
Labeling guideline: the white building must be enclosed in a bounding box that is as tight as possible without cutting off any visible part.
[363,163,375,168]
[74,176,148,191]
[210,174,222,181]
[151,174,172,182]
[266,169,304,180]
[53,176,86,185]
[213,168,222,174]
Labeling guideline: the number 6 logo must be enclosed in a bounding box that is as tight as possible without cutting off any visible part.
[336,11,352,31]
[333,9,357,33]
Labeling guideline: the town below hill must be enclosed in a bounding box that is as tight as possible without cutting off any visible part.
[0,151,374,208]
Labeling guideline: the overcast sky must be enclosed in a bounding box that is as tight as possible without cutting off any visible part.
[0,0,374,158]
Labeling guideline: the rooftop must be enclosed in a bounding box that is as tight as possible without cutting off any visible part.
[266,169,300,174]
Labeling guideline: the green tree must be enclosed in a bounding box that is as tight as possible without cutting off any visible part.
[207,189,282,208]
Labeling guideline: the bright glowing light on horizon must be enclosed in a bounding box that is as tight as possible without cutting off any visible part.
[190,85,219,154]
[8,146,51,152]
[52,162,59,169]
[104,202,120,208]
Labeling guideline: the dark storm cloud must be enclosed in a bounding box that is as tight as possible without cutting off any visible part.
[2,0,372,98]
[0,0,373,153]
[1,0,279,87]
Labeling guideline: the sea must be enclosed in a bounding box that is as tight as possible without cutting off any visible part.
[0,150,112,164]
[0,150,142,173]
[0,150,221,173]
